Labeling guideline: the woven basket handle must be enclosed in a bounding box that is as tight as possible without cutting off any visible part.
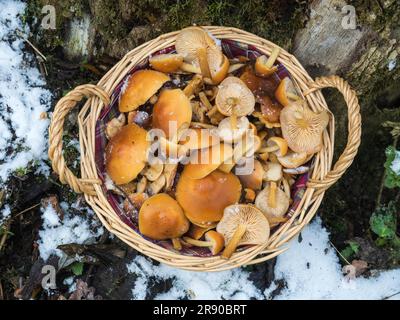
[48,84,110,195]
[303,75,361,194]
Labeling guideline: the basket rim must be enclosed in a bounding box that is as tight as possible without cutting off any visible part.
[48,26,362,271]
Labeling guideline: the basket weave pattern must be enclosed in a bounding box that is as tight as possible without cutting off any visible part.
[48,27,361,271]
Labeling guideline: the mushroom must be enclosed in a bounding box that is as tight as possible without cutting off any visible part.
[258,137,288,157]
[139,193,189,240]
[274,77,301,107]
[217,204,270,259]
[217,116,249,143]
[176,169,241,224]
[119,70,170,112]
[180,62,202,74]
[106,113,126,139]
[123,192,149,211]
[244,188,256,202]
[184,143,233,179]
[258,95,282,124]
[262,162,283,209]
[152,88,192,139]
[216,77,255,130]
[255,184,289,226]
[277,150,308,168]
[280,100,329,154]
[183,230,225,255]
[208,51,230,84]
[136,176,147,193]
[186,223,217,240]
[149,53,184,73]
[106,124,149,185]
[240,66,278,97]
[238,159,264,190]
[254,47,280,77]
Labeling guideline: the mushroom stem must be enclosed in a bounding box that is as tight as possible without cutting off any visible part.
[180,62,201,74]
[183,237,212,247]
[282,178,291,198]
[183,74,203,97]
[268,181,277,208]
[221,224,247,259]
[265,47,280,68]
[199,92,213,111]
[197,47,211,79]
[230,114,238,130]
[287,92,301,101]
[258,145,279,153]
[172,238,182,251]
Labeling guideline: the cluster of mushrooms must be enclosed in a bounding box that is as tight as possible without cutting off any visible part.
[104,27,329,259]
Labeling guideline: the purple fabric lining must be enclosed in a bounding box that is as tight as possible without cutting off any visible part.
[94,39,308,257]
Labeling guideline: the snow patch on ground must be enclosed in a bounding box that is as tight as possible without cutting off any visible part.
[390,149,400,175]
[38,201,104,261]
[0,204,11,225]
[127,255,263,300]
[127,218,400,300]
[0,0,52,184]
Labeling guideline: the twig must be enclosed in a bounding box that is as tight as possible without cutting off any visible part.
[329,240,351,265]
[382,290,400,300]
[0,280,3,300]
[16,29,47,62]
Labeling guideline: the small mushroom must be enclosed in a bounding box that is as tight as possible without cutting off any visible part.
[274,77,301,107]
[244,188,256,202]
[238,159,264,190]
[149,53,184,73]
[119,70,170,112]
[262,162,283,209]
[217,204,270,259]
[186,223,217,240]
[183,230,225,255]
[123,192,149,211]
[136,176,148,194]
[228,63,246,74]
[258,137,288,157]
[180,128,220,151]
[176,169,242,224]
[139,193,189,240]
[199,91,213,111]
[180,62,202,74]
[216,77,255,129]
[255,184,289,226]
[217,116,249,143]
[184,143,233,179]
[152,89,192,139]
[106,124,150,185]
[277,150,308,168]
[283,166,310,175]
[254,47,280,77]
[208,51,229,84]
[106,113,126,139]
[280,100,329,154]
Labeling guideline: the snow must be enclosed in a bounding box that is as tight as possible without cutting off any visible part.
[0,204,11,224]
[390,149,400,174]
[0,0,52,184]
[127,217,400,300]
[388,59,396,71]
[37,201,104,261]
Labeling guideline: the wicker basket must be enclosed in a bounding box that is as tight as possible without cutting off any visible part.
[48,26,361,271]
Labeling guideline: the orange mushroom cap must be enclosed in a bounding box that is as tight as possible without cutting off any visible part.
[119,70,170,112]
[139,193,189,240]
[105,123,149,185]
[176,169,242,224]
[152,89,192,139]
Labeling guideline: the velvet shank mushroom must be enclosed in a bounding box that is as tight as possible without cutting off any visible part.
[274,77,301,107]
[119,70,170,112]
[106,123,149,185]
[255,184,289,226]
[238,159,264,190]
[149,53,184,73]
[277,150,308,169]
[152,89,193,139]
[183,230,225,255]
[216,77,255,129]
[217,116,249,143]
[139,193,189,240]
[176,168,241,225]
[217,204,270,259]
[254,47,280,77]
[258,136,288,157]
[280,100,329,154]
